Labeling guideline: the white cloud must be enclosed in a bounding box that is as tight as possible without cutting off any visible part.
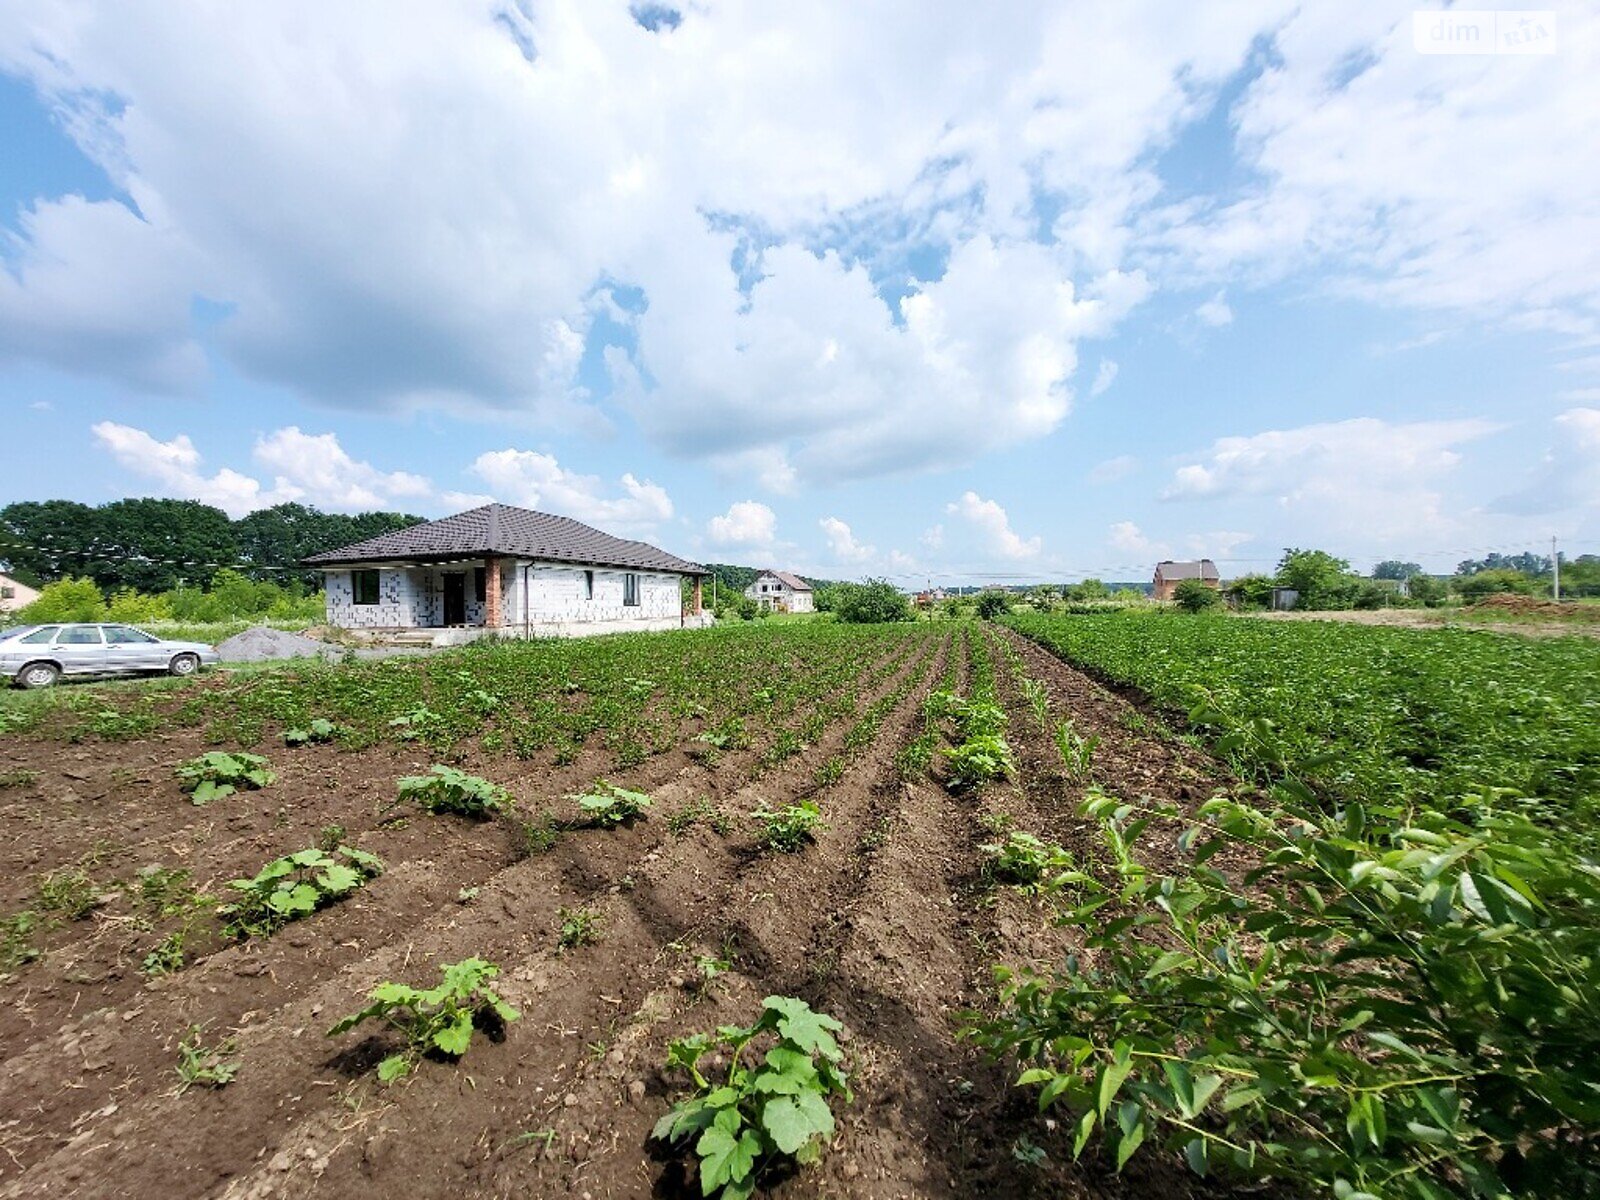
[1150,6,1600,338]
[253,427,432,511]
[1108,520,1168,558]
[1492,407,1600,516]
[920,524,945,551]
[1185,530,1254,559]
[92,421,288,518]
[0,2,1283,477]
[819,516,875,563]
[707,501,778,549]
[1163,416,1500,541]
[467,449,673,533]
[1089,454,1137,484]
[1089,359,1119,397]
[1559,388,1600,402]
[1195,291,1233,327]
[946,491,1041,559]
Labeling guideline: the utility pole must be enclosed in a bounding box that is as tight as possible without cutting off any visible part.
[1552,535,1560,602]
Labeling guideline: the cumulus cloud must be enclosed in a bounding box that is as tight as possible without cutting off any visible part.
[254,427,431,511]
[707,501,778,549]
[1108,520,1167,558]
[92,422,289,518]
[1492,408,1600,516]
[946,491,1041,559]
[468,449,673,533]
[819,516,875,563]
[1163,416,1500,541]
[0,2,1282,475]
[1195,291,1233,327]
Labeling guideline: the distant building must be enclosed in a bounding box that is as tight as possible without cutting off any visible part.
[745,570,814,614]
[0,573,38,616]
[1152,559,1221,602]
[914,587,947,608]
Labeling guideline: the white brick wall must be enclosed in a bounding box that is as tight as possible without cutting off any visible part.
[323,560,685,631]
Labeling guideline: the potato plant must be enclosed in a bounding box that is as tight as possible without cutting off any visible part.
[327,956,520,1082]
[396,765,510,816]
[750,799,823,853]
[653,996,853,1199]
[175,751,275,805]
[981,831,1080,893]
[219,846,383,939]
[572,779,651,826]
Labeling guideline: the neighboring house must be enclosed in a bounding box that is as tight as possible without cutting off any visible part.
[744,570,814,613]
[303,503,711,641]
[0,572,39,616]
[1152,559,1221,602]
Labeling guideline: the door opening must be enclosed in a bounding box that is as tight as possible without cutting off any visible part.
[442,573,467,625]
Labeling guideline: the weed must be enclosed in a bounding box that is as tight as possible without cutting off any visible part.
[37,868,97,920]
[317,824,347,853]
[508,1128,557,1153]
[1,911,40,969]
[133,865,198,915]
[175,751,275,805]
[572,779,651,827]
[751,799,824,853]
[142,929,188,975]
[557,906,602,950]
[977,810,1016,837]
[653,996,853,1199]
[0,768,38,789]
[219,846,383,939]
[519,812,562,855]
[980,832,1080,893]
[397,765,510,817]
[894,731,937,780]
[457,886,480,904]
[327,957,519,1082]
[813,755,845,787]
[174,1026,240,1094]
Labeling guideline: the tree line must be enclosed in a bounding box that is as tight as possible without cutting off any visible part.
[0,499,426,593]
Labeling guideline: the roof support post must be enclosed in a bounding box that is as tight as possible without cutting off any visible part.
[691,576,703,615]
[484,555,502,628]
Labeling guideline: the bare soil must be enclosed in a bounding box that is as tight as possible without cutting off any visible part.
[0,625,1238,1200]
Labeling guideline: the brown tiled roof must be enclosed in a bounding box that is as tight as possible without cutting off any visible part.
[1153,559,1221,582]
[761,570,813,592]
[303,503,706,574]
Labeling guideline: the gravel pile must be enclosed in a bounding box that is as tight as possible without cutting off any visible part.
[215,626,342,663]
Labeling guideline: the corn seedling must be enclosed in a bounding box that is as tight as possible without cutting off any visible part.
[218,846,383,939]
[572,779,651,827]
[1054,719,1099,781]
[326,956,519,1082]
[1019,677,1050,726]
[396,765,510,817]
[175,751,275,805]
[653,996,853,1199]
[750,798,823,853]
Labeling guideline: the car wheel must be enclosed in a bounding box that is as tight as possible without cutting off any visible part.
[17,661,60,689]
[168,652,201,677]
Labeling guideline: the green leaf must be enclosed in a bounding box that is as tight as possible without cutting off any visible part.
[761,1090,834,1155]
[697,1108,759,1193]
[431,1010,475,1056]
[762,995,843,1058]
[1097,1043,1134,1117]
[377,1054,412,1082]
[1144,949,1192,978]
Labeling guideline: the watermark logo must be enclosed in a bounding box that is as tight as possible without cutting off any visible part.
[1413,10,1556,54]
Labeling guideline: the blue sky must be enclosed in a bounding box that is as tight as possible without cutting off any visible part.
[1,3,1596,583]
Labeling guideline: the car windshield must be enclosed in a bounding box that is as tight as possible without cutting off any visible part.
[104,625,160,644]
[18,626,60,644]
[0,625,39,641]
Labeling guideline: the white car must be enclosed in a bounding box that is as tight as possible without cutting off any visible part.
[0,623,221,688]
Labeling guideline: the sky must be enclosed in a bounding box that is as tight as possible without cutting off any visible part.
[1,1,1597,584]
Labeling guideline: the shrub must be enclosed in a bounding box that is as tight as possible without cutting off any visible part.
[396,765,510,817]
[831,579,912,624]
[19,576,107,623]
[175,751,275,804]
[975,590,1013,620]
[653,996,853,1199]
[750,798,824,852]
[218,846,383,939]
[1225,573,1274,610]
[1171,578,1223,613]
[327,957,520,1082]
[1457,568,1537,601]
[571,779,652,826]
[106,587,173,623]
[967,789,1600,1199]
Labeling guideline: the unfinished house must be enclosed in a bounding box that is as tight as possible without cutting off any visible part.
[744,570,815,613]
[305,503,710,642]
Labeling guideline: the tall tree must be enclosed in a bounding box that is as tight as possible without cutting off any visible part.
[1372,560,1422,580]
[94,499,238,592]
[0,500,101,582]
